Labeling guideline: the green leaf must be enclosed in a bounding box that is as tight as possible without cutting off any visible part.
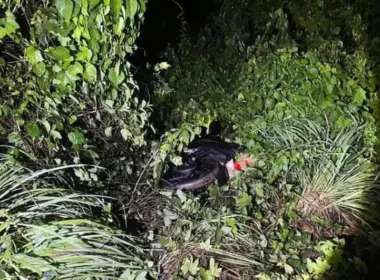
[26,123,40,139]
[237,192,253,210]
[55,0,74,22]
[138,0,146,12]
[51,130,62,140]
[41,120,51,133]
[280,228,290,242]
[199,239,212,251]
[55,63,82,86]
[81,0,89,15]
[56,70,78,86]
[307,258,331,275]
[284,263,294,274]
[154,62,171,71]
[25,46,43,65]
[181,257,199,276]
[163,208,178,227]
[306,67,319,79]
[89,0,101,9]
[225,218,238,234]
[110,0,122,17]
[330,26,341,35]
[84,63,97,81]
[88,28,101,52]
[180,130,190,144]
[108,68,125,87]
[8,132,21,143]
[76,47,92,61]
[0,28,7,39]
[126,0,138,21]
[105,127,112,137]
[353,88,366,105]
[136,271,147,280]
[353,256,368,273]
[69,115,77,124]
[336,116,352,129]
[160,143,171,152]
[121,128,131,140]
[209,258,222,277]
[276,155,289,170]
[48,46,71,61]
[114,17,125,36]
[68,62,83,75]
[199,268,212,280]
[255,183,264,197]
[0,13,19,39]
[32,62,46,77]
[72,0,82,16]
[72,26,84,41]
[68,130,84,145]
[317,0,324,7]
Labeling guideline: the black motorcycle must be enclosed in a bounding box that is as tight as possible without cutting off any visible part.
[162,136,245,190]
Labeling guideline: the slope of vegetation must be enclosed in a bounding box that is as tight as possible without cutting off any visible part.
[152,0,380,279]
[1,0,380,279]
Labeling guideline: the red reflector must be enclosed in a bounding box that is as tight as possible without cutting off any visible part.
[233,162,242,171]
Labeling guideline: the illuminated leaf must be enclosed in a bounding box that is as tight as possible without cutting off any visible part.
[76,47,93,61]
[353,88,366,105]
[237,192,252,210]
[84,63,97,82]
[105,127,112,137]
[110,0,122,17]
[25,46,43,65]
[126,0,138,21]
[68,130,84,145]
[48,46,71,61]
[55,0,74,22]
[26,123,40,139]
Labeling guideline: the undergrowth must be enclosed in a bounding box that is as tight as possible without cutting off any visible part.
[151,0,380,279]
[0,157,156,279]
[1,0,380,279]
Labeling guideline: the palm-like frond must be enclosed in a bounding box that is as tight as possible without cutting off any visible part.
[256,117,379,226]
[296,124,379,226]
[0,159,155,279]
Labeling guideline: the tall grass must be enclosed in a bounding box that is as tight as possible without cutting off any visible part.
[296,127,379,227]
[257,117,379,227]
[158,196,265,279]
[0,158,156,279]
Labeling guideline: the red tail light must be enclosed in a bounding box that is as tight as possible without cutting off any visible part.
[233,157,251,171]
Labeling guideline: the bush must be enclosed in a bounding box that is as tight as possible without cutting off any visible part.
[0,1,160,278]
[0,0,150,166]
[0,158,156,279]
[158,5,378,179]
[152,1,380,279]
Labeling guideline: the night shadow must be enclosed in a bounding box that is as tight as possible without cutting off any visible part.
[332,1,380,279]
[128,0,219,138]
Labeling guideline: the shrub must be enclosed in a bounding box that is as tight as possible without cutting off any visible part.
[0,157,157,279]
[157,6,378,179]
[0,0,150,166]
[294,123,379,226]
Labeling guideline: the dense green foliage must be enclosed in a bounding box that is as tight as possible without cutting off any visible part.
[159,3,379,178]
[1,0,380,279]
[152,0,380,279]
[0,0,158,278]
[0,159,156,279]
[0,0,149,166]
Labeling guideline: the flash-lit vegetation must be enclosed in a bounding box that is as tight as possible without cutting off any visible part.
[1,0,380,279]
